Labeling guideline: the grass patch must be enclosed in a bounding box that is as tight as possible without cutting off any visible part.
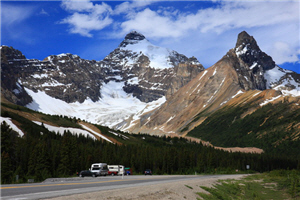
[1,102,36,113]
[197,170,300,199]
[185,185,193,189]
[40,115,81,128]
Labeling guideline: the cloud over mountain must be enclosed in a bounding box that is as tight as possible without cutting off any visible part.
[2,1,299,73]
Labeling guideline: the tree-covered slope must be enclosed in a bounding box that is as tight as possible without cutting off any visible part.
[187,95,300,157]
[2,100,299,184]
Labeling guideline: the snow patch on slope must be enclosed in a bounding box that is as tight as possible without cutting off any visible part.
[264,66,286,88]
[265,66,300,97]
[1,117,25,137]
[260,95,282,106]
[80,124,113,143]
[235,45,248,57]
[232,90,244,98]
[121,39,173,69]
[120,96,166,131]
[33,121,97,140]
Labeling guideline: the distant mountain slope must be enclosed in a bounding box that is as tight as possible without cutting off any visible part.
[123,31,300,140]
[187,90,300,156]
[1,30,299,149]
[1,31,203,127]
[0,100,145,146]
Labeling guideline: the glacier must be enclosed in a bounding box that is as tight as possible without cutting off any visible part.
[25,79,166,128]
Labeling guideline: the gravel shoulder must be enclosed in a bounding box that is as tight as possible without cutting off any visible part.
[44,174,247,200]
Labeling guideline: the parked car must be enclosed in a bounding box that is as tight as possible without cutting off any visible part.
[144,169,152,175]
[78,170,97,177]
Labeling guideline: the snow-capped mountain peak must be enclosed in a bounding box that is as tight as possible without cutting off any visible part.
[231,31,300,95]
[1,31,204,129]
[115,31,187,70]
[122,39,175,69]
[119,30,147,47]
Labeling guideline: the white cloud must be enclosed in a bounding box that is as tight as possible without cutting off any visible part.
[120,8,184,38]
[1,3,38,44]
[59,0,299,65]
[61,12,113,37]
[117,1,299,66]
[39,9,49,16]
[60,0,113,37]
[114,1,153,15]
[60,0,155,37]
[2,4,35,25]
[271,42,299,64]
[61,0,94,12]
[119,1,299,37]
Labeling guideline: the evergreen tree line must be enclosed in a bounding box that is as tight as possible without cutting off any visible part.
[1,121,299,184]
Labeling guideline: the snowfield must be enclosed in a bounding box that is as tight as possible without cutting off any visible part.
[25,80,165,129]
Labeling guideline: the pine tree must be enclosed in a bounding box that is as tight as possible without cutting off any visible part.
[34,142,51,181]
[58,131,72,176]
[1,122,18,183]
[1,151,13,184]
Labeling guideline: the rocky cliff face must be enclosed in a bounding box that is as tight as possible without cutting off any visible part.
[230,31,275,90]
[1,31,204,105]
[1,46,32,106]
[121,31,300,135]
[99,31,204,102]
[2,31,298,134]
[1,47,105,105]
[1,31,204,127]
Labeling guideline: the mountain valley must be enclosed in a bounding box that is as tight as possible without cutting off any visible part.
[1,31,300,154]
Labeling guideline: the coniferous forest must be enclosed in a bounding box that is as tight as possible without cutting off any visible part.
[1,120,299,184]
[1,103,300,184]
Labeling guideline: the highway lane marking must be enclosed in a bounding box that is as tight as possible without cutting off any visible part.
[1,189,81,200]
[1,179,124,189]
[1,176,174,189]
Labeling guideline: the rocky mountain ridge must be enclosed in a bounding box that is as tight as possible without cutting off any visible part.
[1,31,299,135]
[102,31,204,102]
[1,31,204,105]
[1,31,204,127]
[120,31,300,136]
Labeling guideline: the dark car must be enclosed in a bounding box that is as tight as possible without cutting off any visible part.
[78,170,97,177]
[144,169,152,175]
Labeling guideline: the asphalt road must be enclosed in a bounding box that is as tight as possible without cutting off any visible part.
[1,175,223,200]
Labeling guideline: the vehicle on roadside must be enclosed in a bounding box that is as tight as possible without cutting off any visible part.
[78,170,97,177]
[125,167,132,175]
[90,163,108,176]
[144,169,152,175]
[108,165,125,176]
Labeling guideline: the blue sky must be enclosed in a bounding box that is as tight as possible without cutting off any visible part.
[1,0,299,73]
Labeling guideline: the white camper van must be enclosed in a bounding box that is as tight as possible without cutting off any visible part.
[108,165,125,176]
[90,163,108,176]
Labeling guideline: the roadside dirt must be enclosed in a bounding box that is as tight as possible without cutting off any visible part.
[43,174,247,200]
[185,136,264,154]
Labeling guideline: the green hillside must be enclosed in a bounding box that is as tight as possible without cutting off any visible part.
[1,101,299,184]
[187,100,300,157]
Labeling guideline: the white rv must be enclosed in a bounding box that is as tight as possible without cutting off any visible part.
[90,163,108,176]
[108,165,125,176]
